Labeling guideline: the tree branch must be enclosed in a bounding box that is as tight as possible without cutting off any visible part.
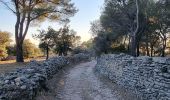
[134,0,139,36]
[14,0,20,43]
[21,0,32,40]
[30,10,63,21]
[19,0,26,38]
[0,0,16,14]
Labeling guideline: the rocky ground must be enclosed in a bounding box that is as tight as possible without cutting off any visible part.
[36,61,140,100]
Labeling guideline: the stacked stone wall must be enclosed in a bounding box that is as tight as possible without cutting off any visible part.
[0,53,90,100]
[95,54,170,100]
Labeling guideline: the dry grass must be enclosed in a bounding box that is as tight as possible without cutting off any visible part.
[0,57,45,74]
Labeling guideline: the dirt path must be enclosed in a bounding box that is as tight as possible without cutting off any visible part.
[36,61,140,100]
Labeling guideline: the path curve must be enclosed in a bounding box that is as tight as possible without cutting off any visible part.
[36,61,139,100]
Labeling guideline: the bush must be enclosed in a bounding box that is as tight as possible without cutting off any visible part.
[1,56,16,61]
[0,31,11,59]
[0,46,8,59]
[110,44,127,53]
[23,39,43,58]
[72,47,86,54]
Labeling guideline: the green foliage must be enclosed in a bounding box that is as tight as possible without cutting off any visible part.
[34,27,56,50]
[72,36,81,47]
[23,39,43,58]
[0,0,78,62]
[110,44,127,53]
[54,25,78,56]
[93,32,112,55]
[0,45,8,58]
[34,27,59,59]
[72,47,85,54]
[7,45,16,56]
[81,39,93,49]
[38,42,47,56]
[91,0,170,57]
[0,31,11,59]
[90,20,103,37]
[34,26,80,57]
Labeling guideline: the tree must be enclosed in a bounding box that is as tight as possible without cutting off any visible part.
[91,0,170,57]
[90,20,103,37]
[33,27,57,60]
[140,0,170,57]
[7,45,16,56]
[99,0,140,56]
[0,31,11,59]
[0,0,77,62]
[81,39,93,49]
[130,0,139,56]
[23,39,42,58]
[98,0,160,56]
[72,38,93,55]
[156,0,170,56]
[72,36,81,47]
[54,25,77,56]
[93,32,113,56]
[38,42,47,56]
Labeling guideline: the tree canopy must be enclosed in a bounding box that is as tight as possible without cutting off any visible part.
[0,31,11,59]
[23,39,42,58]
[91,0,170,57]
[34,25,81,59]
[0,0,77,62]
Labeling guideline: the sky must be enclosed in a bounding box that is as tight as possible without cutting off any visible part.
[0,0,104,45]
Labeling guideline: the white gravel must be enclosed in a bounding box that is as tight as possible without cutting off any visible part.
[36,61,139,100]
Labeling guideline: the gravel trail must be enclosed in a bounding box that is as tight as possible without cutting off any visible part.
[36,61,139,100]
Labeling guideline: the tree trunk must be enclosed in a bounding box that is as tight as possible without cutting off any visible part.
[130,36,137,57]
[59,52,62,56]
[130,0,139,57]
[150,45,153,57]
[161,40,166,57]
[46,45,49,60]
[137,42,140,56]
[146,33,150,56]
[16,41,24,62]
[59,50,62,56]
[64,51,67,56]
[161,48,165,57]
[146,44,150,56]
[104,50,108,54]
[123,35,128,46]
[15,13,30,62]
[128,36,130,52]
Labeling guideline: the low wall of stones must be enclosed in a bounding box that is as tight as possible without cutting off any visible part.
[95,54,170,100]
[0,53,90,100]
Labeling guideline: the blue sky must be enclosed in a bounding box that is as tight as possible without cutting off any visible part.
[0,0,104,45]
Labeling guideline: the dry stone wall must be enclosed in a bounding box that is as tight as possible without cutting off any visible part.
[0,53,90,100]
[95,54,170,100]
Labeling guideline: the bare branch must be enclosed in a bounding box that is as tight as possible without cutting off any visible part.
[0,0,16,14]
